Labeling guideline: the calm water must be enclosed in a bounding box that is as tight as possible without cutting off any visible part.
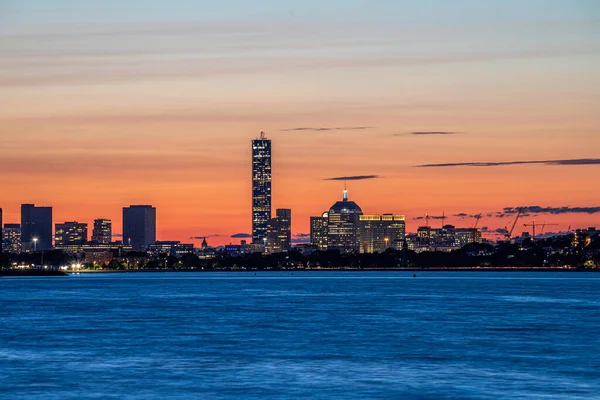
[1,272,599,399]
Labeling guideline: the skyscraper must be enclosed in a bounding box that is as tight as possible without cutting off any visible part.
[327,187,363,253]
[123,205,156,251]
[21,204,53,251]
[266,208,291,253]
[310,213,329,250]
[252,131,272,244]
[55,222,88,246]
[92,219,112,244]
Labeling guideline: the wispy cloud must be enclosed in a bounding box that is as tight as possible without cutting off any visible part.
[281,126,375,132]
[416,158,600,168]
[481,227,509,235]
[410,131,458,136]
[324,175,380,181]
[453,213,481,219]
[413,215,446,221]
[294,233,311,238]
[499,206,600,216]
[231,233,252,238]
[292,233,311,244]
[190,234,223,239]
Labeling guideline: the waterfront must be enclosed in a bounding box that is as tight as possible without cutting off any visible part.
[1,272,599,399]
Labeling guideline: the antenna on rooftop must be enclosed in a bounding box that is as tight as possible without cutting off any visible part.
[260,130,267,139]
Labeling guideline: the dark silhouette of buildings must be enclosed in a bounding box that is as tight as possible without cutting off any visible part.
[251,131,272,244]
[21,204,53,251]
[123,205,156,251]
[92,219,112,244]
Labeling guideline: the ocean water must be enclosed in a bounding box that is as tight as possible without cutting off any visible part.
[1,272,599,399]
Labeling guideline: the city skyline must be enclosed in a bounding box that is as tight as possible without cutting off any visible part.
[1,1,599,246]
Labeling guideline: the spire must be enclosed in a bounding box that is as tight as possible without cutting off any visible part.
[343,179,348,201]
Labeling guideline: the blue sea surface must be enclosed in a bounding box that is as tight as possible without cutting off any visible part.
[1,271,599,399]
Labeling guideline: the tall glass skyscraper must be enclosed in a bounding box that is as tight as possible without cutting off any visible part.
[123,205,156,251]
[252,131,272,244]
[21,203,53,251]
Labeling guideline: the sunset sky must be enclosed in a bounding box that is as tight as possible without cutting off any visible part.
[1,0,599,245]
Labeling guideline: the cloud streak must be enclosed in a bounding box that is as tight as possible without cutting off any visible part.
[499,206,600,216]
[281,126,375,132]
[411,131,458,136]
[324,175,380,181]
[190,234,223,239]
[231,233,252,238]
[416,158,600,168]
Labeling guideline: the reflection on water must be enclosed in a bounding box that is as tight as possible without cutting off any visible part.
[1,271,599,399]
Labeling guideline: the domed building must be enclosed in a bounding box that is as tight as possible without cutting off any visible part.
[326,187,363,253]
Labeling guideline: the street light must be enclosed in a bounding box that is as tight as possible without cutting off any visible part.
[32,238,38,252]
[384,237,389,249]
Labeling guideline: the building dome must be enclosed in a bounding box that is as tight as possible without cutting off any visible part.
[329,200,362,214]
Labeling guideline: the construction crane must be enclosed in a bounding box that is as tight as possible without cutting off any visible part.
[523,221,558,240]
[472,213,482,243]
[504,206,524,241]
[472,213,482,229]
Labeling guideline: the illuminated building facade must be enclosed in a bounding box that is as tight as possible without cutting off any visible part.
[455,228,482,247]
[359,214,406,253]
[123,205,157,251]
[55,221,88,246]
[251,131,272,244]
[326,188,363,253]
[266,208,291,253]
[2,223,22,253]
[92,219,112,244]
[310,213,329,250]
[21,204,53,251]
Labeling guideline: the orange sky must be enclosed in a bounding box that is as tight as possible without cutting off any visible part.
[1,1,599,245]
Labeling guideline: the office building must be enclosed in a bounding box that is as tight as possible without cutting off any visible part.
[0,208,2,253]
[310,213,329,250]
[359,214,406,253]
[266,208,292,253]
[123,205,156,251]
[326,187,363,253]
[21,204,53,251]
[455,228,482,247]
[92,219,112,244]
[252,131,272,244]
[2,223,22,253]
[55,221,88,246]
